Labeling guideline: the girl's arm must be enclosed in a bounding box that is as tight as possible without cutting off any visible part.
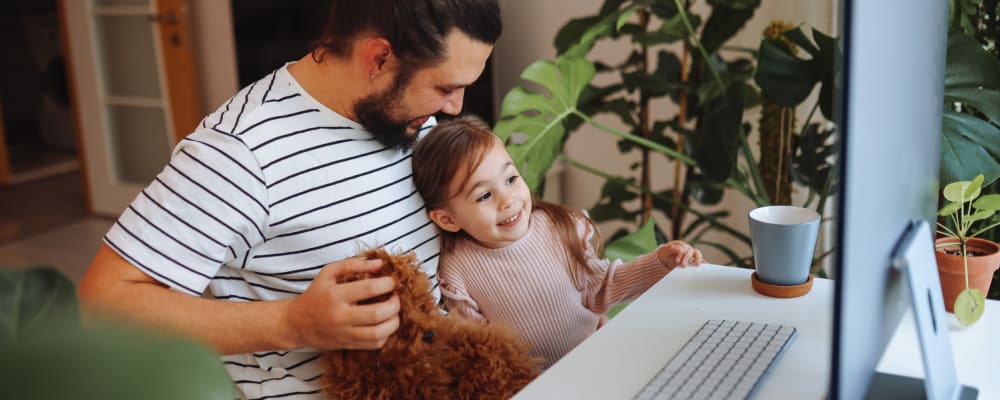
[579,223,702,314]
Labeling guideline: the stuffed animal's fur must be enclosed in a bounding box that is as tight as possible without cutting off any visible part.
[321,248,543,400]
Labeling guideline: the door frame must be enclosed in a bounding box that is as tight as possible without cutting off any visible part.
[59,0,211,216]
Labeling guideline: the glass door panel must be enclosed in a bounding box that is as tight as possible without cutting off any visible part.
[94,15,162,98]
[106,105,170,183]
[90,1,172,186]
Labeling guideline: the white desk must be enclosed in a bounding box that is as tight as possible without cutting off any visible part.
[513,264,998,399]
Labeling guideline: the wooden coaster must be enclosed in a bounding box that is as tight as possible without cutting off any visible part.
[751,272,813,298]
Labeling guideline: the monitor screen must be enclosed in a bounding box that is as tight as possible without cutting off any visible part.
[831,0,949,399]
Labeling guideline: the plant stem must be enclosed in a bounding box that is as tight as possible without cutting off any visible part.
[673,0,726,91]
[816,155,838,215]
[738,125,770,205]
[970,221,1000,238]
[962,241,970,289]
[574,111,695,164]
[638,7,653,224]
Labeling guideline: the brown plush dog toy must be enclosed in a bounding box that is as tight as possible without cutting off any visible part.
[320,248,543,399]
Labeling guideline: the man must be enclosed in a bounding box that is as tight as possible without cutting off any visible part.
[78,1,501,398]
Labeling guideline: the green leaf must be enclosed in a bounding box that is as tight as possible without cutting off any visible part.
[945,87,1000,126]
[755,37,820,106]
[939,201,962,216]
[589,178,640,223]
[966,210,995,223]
[791,123,837,194]
[2,321,235,400]
[754,26,839,118]
[972,193,1000,211]
[940,111,1000,185]
[616,5,639,31]
[967,174,985,199]
[686,175,726,205]
[781,27,821,56]
[699,0,760,55]
[939,34,1000,190]
[495,55,595,192]
[555,15,604,54]
[943,178,974,203]
[945,33,1000,90]
[811,29,840,119]
[0,267,78,346]
[605,217,658,262]
[690,83,746,183]
[954,288,985,326]
[562,3,645,57]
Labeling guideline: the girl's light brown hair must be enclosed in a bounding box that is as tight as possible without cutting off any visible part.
[412,116,604,289]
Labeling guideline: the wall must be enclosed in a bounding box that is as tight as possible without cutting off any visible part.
[189,0,238,115]
[493,0,838,263]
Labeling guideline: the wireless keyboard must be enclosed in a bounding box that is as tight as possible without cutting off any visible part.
[633,319,796,400]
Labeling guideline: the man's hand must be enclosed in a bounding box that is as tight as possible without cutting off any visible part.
[285,257,401,350]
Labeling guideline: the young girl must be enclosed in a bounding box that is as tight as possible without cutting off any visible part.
[412,116,704,368]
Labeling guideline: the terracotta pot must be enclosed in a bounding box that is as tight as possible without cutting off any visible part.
[934,237,1000,312]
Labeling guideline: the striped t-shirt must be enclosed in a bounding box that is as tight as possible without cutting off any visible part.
[438,211,670,368]
[104,63,441,400]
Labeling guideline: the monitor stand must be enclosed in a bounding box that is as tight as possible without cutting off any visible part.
[866,220,978,400]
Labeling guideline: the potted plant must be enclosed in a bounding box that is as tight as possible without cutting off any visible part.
[935,174,1000,326]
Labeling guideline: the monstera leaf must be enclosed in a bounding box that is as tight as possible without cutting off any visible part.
[494,55,596,192]
[792,122,838,195]
[755,26,838,119]
[940,33,1000,186]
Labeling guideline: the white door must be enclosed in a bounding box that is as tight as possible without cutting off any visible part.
[61,0,200,216]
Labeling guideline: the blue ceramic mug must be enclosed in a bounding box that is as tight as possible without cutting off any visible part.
[749,206,821,286]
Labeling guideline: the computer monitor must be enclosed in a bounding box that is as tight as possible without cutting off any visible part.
[831,0,967,399]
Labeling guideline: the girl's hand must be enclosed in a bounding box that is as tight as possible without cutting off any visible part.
[656,241,704,268]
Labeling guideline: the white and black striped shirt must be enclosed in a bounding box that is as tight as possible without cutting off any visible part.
[105,64,441,400]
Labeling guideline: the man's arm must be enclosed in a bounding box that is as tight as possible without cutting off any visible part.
[78,244,401,355]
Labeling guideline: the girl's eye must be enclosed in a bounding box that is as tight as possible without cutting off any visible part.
[506,175,519,185]
[477,192,492,202]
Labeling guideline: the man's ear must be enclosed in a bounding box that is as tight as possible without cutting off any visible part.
[361,37,393,78]
[428,209,461,233]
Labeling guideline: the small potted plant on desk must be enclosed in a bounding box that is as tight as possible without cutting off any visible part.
[935,174,1000,326]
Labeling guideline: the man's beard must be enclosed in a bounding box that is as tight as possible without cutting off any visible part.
[354,84,419,152]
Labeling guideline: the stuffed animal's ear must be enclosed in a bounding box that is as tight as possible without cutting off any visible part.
[428,208,461,233]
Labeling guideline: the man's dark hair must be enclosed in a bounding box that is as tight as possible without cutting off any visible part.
[311,0,501,73]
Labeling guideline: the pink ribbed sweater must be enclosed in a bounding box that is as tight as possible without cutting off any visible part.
[438,211,673,368]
